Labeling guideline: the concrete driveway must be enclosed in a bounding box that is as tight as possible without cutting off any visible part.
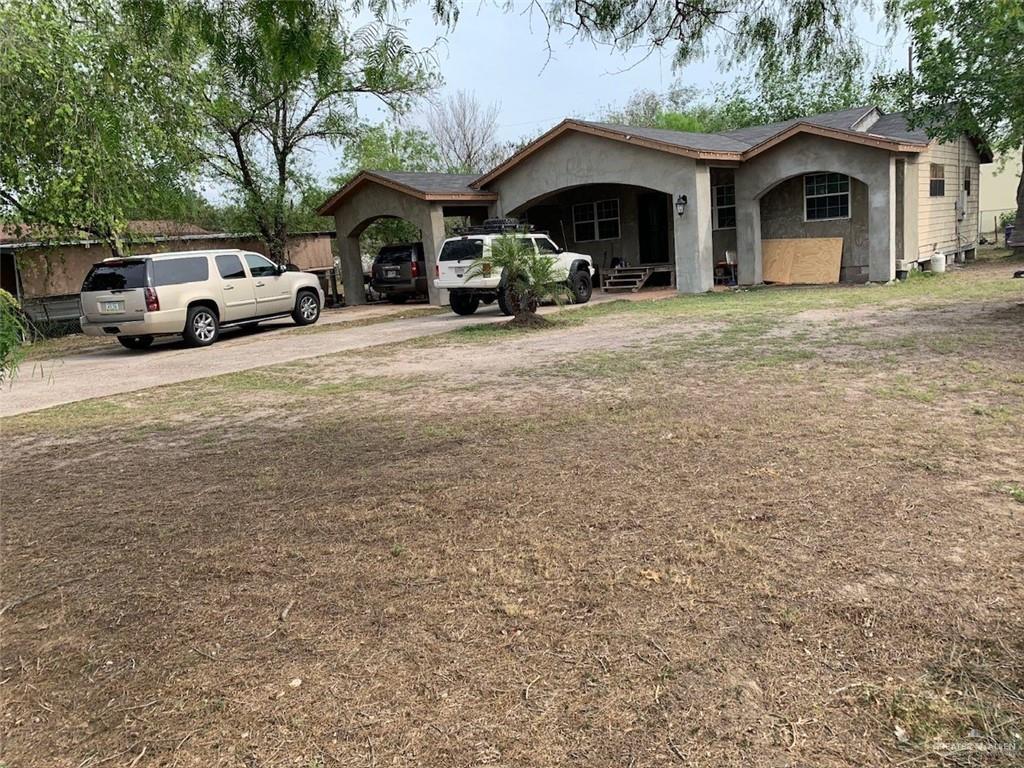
[2,290,675,417]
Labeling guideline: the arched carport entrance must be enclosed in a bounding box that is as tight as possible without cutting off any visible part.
[317,172,496,305]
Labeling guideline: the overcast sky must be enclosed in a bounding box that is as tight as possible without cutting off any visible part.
[221,2,906,197]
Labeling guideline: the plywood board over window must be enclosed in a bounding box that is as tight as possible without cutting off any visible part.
[762,238,843,284]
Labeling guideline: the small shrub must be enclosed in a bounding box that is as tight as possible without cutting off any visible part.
[0,289,27,384]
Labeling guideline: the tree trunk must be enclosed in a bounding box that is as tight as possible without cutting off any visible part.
[1013,145,1024,257]
[267,227,287,265]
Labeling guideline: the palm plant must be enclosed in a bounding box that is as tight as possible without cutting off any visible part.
[463,234,569,325]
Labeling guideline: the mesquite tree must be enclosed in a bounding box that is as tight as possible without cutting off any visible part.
[131,0,436,262]
[0,0,199,256]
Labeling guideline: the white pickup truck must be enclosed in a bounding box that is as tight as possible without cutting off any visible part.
[433,223,594,316]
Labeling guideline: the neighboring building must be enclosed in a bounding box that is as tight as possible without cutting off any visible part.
[0,221,336,322]
[979,149,1022,241]
[318,106,991,306]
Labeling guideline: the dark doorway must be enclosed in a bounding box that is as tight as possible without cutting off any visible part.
[1,250,19,296]
[637,192,669,264]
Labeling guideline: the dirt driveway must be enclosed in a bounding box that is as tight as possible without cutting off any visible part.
[2,291,674,417]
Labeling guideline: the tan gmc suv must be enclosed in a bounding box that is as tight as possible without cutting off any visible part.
[79,250,324,349]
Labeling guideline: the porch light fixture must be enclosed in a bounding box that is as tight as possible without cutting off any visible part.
[675,194,688,216]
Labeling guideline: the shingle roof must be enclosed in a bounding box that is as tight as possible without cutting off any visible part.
[575,121,751,153]
[720,106,882,146]
[865,112,930,143]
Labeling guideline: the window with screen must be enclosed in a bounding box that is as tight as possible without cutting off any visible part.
[216,254,246,279]
[804,173,850,221]
[713,184,736,229]
[152,256,209,286]
[929,164,945,197]
[573,199,619,242]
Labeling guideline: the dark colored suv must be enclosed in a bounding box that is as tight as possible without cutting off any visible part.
[370,243,427,303]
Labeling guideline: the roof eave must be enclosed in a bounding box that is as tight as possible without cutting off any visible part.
[317,171,496,215]
[741,122,928,159]
[472,120,744,188]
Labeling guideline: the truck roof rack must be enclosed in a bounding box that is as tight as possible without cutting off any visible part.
[455,217,534,235]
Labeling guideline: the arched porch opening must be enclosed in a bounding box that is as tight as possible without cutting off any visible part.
[755,170,872,283]
[509,183,676,288]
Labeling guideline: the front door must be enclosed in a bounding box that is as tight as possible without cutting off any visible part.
[637,192,669,264]
[244,253,292,316]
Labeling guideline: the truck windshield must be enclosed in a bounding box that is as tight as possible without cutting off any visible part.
[81,260,148,291]
[439,239,483,262]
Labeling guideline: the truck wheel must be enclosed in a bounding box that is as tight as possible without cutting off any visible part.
[570,271,593,304]
[292,290,321,325]
[449,291,480,316]
[497,285,515,316]
[184,305,219,347]
[117,335,154,351]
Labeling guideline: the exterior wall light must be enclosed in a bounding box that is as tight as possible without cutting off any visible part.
[675,194,688,216]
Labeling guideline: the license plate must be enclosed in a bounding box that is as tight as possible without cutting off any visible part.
[101,301,124,313]
[384,268,398,278]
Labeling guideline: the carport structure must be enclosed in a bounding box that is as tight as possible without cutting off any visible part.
[317,171,496,305]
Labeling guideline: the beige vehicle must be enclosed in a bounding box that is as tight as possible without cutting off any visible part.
[79,250,324,349]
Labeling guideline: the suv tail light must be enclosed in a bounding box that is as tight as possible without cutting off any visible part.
[144,287,160,312]
[410,261,420,277]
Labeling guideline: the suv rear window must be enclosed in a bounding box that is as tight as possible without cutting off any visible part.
[152,256,209,286]
[375,248,414,266]
[82,260,148,291]
[439,239,483,261]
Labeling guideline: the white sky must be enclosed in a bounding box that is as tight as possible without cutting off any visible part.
[204,2,906,200]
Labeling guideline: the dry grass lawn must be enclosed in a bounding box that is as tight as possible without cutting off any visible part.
[2,252,1023,767]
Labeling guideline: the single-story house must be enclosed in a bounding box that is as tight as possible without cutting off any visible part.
[318,105,991,306]
[0,221,337,322]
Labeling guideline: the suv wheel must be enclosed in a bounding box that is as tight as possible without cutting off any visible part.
[498,285,537,316]
[117,335,154,351]
[450,291,480,316]
[293,291,321,326]
[184,305,219,347]
[570,271,593,304]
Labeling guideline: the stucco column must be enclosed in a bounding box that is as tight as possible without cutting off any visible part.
[674,164,714,293]
[421,203,448,306]
[868,157,897,282]
[337,233,366,305]
[734,168,762,285]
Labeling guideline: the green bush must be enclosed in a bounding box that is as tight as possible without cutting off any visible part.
[0,289,27,384]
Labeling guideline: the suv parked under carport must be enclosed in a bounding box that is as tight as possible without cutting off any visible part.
[371,243,428,303]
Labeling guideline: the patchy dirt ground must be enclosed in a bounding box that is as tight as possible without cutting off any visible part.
[2,256,1023,767]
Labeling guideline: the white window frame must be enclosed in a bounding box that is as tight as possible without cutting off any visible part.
[712,184,736,230]
[572,199,620,243]
[803,173,851,222]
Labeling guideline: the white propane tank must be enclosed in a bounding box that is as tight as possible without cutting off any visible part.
[930,252,946,273]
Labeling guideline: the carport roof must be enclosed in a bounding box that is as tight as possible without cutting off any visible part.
[317,170,496,216]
